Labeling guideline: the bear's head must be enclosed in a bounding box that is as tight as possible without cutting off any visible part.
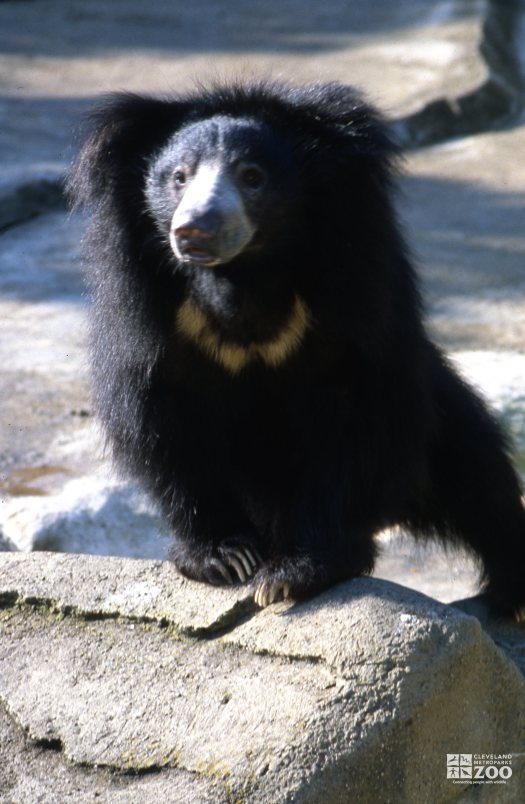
[146,115,301,270]
[69,82,400,367]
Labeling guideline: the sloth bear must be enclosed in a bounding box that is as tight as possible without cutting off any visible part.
[68,80,525,616]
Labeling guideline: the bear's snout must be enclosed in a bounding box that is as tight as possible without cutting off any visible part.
[172,218,220,265]
[169,160,256,267]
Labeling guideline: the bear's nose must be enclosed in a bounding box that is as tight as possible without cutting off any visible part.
[174,225,213,241]
[173,208,221,240]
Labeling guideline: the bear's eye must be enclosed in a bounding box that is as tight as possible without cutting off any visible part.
[238,165,266,190]
[173,169,187,187]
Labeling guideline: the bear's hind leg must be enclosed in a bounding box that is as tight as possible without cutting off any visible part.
[428,364,525,619]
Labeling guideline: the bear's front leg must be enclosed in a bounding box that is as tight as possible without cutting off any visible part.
[154,436,265,587]
[252,496,378,607]
[253,534,377,608]
[253,555,320,607]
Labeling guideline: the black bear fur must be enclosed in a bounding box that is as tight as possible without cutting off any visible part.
[68,80,525,615]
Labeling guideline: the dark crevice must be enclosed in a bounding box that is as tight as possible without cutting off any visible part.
[112,764,167,777]
[0,592,19,609]
[188,596,260,639]
[32,736,64,753]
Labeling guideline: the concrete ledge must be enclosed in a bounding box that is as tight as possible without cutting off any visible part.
[1,552,524,802]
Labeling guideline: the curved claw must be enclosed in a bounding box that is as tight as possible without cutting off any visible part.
[244,547,261,569]
[198,542,264,587]
[227,554,248,583]
[233,548,254,578]
[254,580,291,608]
[221,545,262,583]
[205,558,234,585]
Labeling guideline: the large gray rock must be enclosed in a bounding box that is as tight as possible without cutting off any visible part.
[0,552,524,802]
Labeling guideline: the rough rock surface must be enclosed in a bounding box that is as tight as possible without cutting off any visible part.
[1,552,525,803]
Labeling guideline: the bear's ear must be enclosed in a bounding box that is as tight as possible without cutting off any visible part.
[67,93,190,209]
[283,82,401,212]
[287,81,398,170]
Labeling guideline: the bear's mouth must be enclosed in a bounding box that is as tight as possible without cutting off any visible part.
[170,226,220,266]
[181,246,218,265]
